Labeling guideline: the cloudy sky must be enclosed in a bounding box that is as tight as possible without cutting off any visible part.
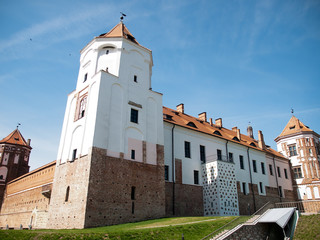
[1,0,319,170]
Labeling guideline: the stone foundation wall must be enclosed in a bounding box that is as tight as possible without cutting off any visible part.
[237,182,296,215]
[165,182,203,217]
[225,223,270,240]
[46,155,91,229]
[84,146,166,228]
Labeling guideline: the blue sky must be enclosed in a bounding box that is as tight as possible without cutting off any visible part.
[1,0,319,170]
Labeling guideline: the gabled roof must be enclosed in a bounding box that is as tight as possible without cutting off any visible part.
[97,22,140,45]
[0,129,31,149]
[275,115,316,141]
[163,106,285,159]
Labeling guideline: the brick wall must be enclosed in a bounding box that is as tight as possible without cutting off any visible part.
[165,182,204,217]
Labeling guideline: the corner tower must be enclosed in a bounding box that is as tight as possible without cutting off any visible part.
[47,22,165,229]
[275,115,320,200]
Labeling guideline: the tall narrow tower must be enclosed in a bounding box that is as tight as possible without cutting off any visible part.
[275,116,320,200]
[47,22,165,229]
[0,129,31,207]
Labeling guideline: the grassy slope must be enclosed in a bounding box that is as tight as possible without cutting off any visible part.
[0,216,247,240]
[294,214,320,240]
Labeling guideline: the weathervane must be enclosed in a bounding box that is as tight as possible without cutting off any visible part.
[120,12,126,22]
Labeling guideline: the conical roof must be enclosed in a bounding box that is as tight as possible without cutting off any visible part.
[275,115,314,140]
[97,22,140,45]
[0,129,31,149]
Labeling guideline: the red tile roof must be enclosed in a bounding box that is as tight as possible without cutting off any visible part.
[0,129,31,149]
[163,106,287,160]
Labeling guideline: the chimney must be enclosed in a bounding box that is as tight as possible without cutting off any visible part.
[27,139,31,146]
[258,130,266,150]
[198,112,207,122]
[237,129,241,141]
[176,103,184,113]
[209,118,213,126]
[215,118,222,128]
[247,125,254,139]
[232,127,238,132]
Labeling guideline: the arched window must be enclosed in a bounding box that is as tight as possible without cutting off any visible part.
[65,186,70,202]
[78,96,87,119]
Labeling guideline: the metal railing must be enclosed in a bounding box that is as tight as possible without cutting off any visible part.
[275,200,320,213]
[204,154,234,164]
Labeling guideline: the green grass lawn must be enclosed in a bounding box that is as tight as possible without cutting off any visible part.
[0,216,249,240]
[294,214,320,240]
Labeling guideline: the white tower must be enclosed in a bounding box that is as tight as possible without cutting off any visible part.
[48,22,165,229]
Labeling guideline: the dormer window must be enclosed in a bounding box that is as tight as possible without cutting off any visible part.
[84,73,88,82]
[232,137,240,142]
[250,142,257,147]
[164,114,173,121]
[213,130,222,136]
[187,122,197,128]
[289,125,295,129]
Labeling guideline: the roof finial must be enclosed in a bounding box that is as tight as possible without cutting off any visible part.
[120,12,126,22]
[291,108,294,115]
[17,123,21,129]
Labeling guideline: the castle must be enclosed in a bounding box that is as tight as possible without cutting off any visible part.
[1,21,314,229]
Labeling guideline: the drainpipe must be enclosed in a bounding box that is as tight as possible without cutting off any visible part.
[247,147,256,212]
[171,124,176,215]
[273,156,282,202]
[225,140,229,161]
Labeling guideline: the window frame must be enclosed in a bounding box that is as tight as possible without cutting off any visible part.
[269,164,273,176]
[130,108,139,124]
[200,145,206,163]
[239,155,244,170]
[194,170,199,185]
[185,141,191,158]
[261,162,265,175]
[252,160,257,173]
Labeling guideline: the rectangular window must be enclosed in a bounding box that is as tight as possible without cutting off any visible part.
[134,75,137,82]
[228,152,233,162]
[239,155,244,169]
[277,166,281,178]
[185,141,191,158]
[131,150,135,160]
[284,168,288,179]
[165,165,169,181]
[269,164,273,175]
[261,162,265,175]
[200,145,206,163]
[217,149,222,160]
[131,186,136,200]
[130,109,138,123]
[242,182,247,195]
[84,73,88,82]
[72,149,77,161]
[293,166,303,179]
[132,202,135,214]
[289,145,297,156]
[259,182,264,194]
[252,160,257,173]
[279,186,283,198]
[194,170,199,185]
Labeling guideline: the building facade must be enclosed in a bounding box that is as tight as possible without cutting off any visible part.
[275,115,320,200]
[0,22,297,229]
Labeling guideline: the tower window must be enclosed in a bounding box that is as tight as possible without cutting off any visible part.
[165,165,169,181]
[78,96,87,119]
[134,75,137,82]
[130,109,138,123]
[72,149,77,161]
[289,145,297,156]
[194,170,199,185]
[239,155,244,169]
[293,167,302,178]
[131,186,136,200]
[184,141,191,158]
[65,186,70,202]
[132,202,135,214]
[131,150,135,160]
[84,73,88,82]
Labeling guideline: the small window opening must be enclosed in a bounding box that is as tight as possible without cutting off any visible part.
[131,186,136,200]
[217,149,222,160]
[130,109,138,123]
[0,175,3,180]
[132,202,135,214]
[72,149,77,161]
[131,150,135,160]
[84,73,88,82]
[65,186,70,202]
[106,50,109,54]
[259,182,264,194]
[134,75,137,82]
[279,186,283,198]
[165,165,169,180]
[194,170,199,185]
[242,182,247,195]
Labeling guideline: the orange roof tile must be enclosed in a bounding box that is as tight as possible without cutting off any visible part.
[276,115,315,140]
[97,22,140,45]
[0,129,31,149]
[163,106,287,160]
